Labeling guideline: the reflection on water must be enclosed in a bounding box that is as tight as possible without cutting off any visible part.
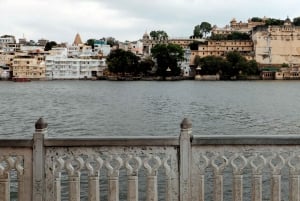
[1,80,300,137]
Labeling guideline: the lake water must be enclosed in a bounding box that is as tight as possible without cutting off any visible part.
[1,80,300,138]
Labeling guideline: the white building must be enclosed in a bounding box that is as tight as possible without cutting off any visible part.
[178,48,192,77]
[0,35,16,45]
[45,53,107,80]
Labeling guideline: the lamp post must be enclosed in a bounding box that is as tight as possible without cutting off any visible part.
[195,65,201,80]
[166,67,172,80]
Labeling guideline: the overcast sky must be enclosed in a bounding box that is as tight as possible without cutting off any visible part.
[1,0,299,44]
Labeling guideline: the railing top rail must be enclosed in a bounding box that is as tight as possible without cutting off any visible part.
[0,139,33,147]
[44,136,179,147]
[192,135,300,145]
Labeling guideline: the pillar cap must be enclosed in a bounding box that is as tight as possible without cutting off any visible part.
[180,118,192,129]
[35,117,48,129]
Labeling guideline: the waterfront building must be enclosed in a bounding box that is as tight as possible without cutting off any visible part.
[274,67,300,80]
[190,40,254,65]
[45,50,107,80]
[179,48,192,77]
[252,17,300,67]
[12,54,46,80]
[0,52,15,67]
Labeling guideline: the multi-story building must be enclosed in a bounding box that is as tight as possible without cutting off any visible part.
[190,40,254,65]
[12,54,46,80]
[0,35,16,46]
[0,52,15,67]
[252,18,300,67]
[212,17,266,35]
[45,51,107,80]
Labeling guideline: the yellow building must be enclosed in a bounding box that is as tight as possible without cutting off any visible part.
[252,18,300,67]
[190,40,254,65]
[12,55,46,80]
[212,17,267,35]
[0,52,15,67]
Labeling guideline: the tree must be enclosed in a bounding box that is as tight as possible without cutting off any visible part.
[151,43,184,77]
[149,30,168,41]
[223,51,259,78]
[86,39,95,49]
[251,17,263,22]
[192,22,212,38]
[199,56,226,75]
[44,41,57,51]
[139,57,155,76]
[106,37,118,47]
[199,22,212,38]
[107,49,140,75]
[193,25,203,38]
[293,17,300,26]
[265,18,284,26]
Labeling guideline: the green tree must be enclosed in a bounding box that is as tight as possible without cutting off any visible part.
[107,49,140,75]
[139,57,155,76]
[85,39,95,49]
[293,17,300,26]
[251,17,263,22]
[106,37,118,47]
[265,18,284,26]
[44,41,57,51]
[199,22,212,38]
[199,56,226,75]
[151,43,184,77]
[223,51,259,78]
[149,30,168,41]
[193,25,203,38]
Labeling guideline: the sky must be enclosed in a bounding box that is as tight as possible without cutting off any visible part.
[1,0,299,44]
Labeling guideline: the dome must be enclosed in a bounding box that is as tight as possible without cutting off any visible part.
[143,32,149,39]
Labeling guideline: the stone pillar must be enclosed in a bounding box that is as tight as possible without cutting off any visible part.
[33,117,48,201]
[179,118,192,201]
[0,173,9,201]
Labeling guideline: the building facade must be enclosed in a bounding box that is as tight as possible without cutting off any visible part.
[190,40,254,65]
[45,55,107,80]
[12,54,46,80]
[252,18,300,67]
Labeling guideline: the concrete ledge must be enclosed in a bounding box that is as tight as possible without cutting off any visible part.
[192,135,300,145]
[0,139,33,147]
[44,136,179,147]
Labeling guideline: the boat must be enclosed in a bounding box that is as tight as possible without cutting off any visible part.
[12,77,31,82]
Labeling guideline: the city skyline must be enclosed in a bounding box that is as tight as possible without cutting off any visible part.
[1,0,299,44]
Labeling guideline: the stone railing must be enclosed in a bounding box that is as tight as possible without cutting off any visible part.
[1,118,300,201]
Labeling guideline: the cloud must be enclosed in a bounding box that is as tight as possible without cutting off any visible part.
[0,0,299,43]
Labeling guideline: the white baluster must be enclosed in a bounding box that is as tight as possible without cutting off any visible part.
[211,153,228,201]
[197,153,209,201]
[105,155,123,201]
[15,156,24,201]
[125,155,142,201]
[287,153,300,201]
[249,153,266,201]
[162,155,175,201]
[0,156,14,201]
[86,156,103,201]
[268,153,285,201]
[144,155,162,201]
[230,153,248,201]
[65,157,84,201]
[53,157,65,201]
